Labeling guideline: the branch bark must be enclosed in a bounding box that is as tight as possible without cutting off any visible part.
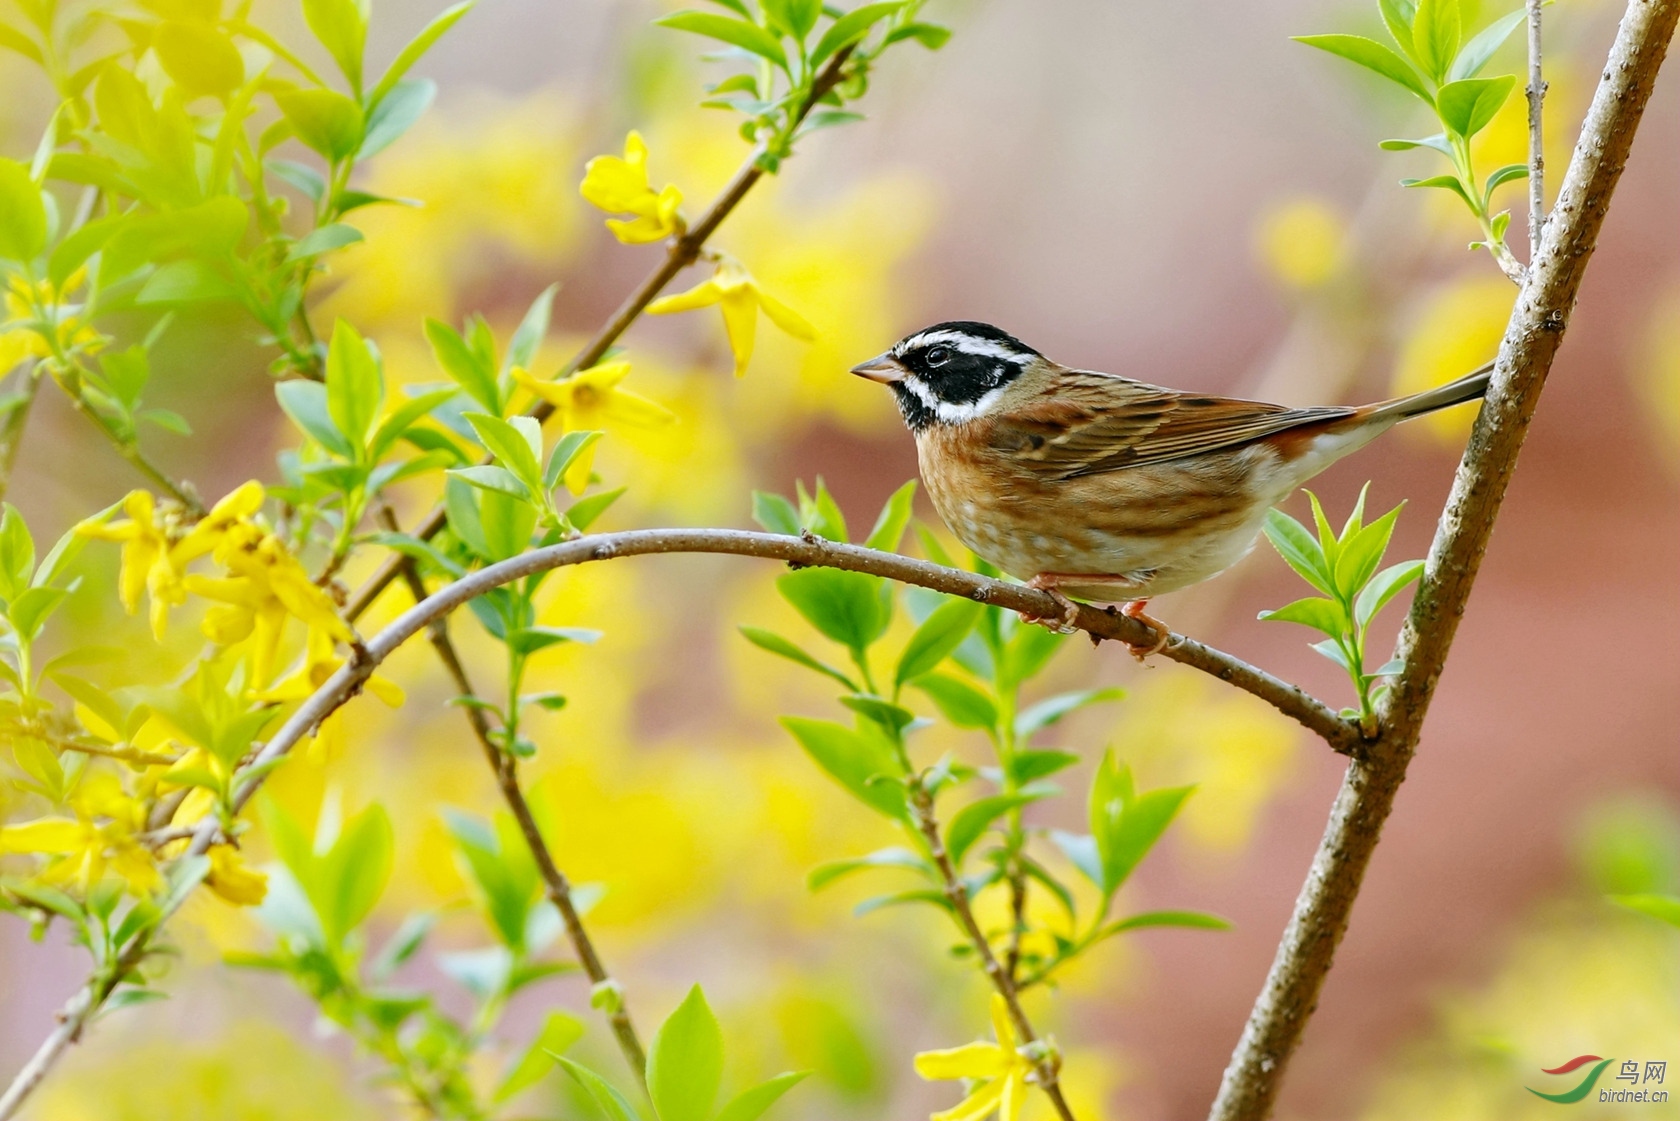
[1209,3,1679,1117]
[1527,0,1547,253]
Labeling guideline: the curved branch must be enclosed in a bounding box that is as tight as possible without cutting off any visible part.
[1210,2,1680,1116]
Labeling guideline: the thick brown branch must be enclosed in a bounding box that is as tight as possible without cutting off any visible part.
[1209,3,1679,1117]
[343,47,857,623]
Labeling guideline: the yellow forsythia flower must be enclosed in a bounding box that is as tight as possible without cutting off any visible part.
[914,994,1033,1121]
[205,844,268,906]
[647,256,816,376]
[0,772,159,896]
[580,130,685,244]
[0,269,103,371]
[259,627,404,758]
[76,482,266,639]
[511,360,677,492]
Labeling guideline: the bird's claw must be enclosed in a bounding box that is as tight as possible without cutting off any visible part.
[1121,600,1171,661]
[1024,578,1081,634]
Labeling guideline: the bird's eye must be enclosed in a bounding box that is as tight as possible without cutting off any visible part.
[925,346,951,367]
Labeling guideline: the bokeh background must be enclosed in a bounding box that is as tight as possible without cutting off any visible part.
[2,0,1677,1118]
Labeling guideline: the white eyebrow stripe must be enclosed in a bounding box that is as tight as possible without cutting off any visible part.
[895,330,1035,365]
[901,375,1010,424]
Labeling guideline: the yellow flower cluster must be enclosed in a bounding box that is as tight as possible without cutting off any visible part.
[0,772,158,895]
[580,130,686,244]
[0,269,103,371]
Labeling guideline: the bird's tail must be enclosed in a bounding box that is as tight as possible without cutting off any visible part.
[1368,360,1494,423]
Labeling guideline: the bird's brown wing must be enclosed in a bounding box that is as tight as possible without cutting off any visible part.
[985,370,1356,480]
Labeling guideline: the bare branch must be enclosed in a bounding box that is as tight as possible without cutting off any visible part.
[1527,0,1547,253]
[1210,3,1679,1117]
[908,782,1077,1121]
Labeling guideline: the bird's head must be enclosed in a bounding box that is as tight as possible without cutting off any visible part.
[851,321,1041,432]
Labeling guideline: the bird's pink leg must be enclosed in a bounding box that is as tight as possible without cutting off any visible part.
[1119,599,1171,661]
[1024,572,1151,637]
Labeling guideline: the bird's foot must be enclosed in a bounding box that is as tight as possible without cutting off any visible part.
[1120,599,1171,661]
[1024,574,1081,634]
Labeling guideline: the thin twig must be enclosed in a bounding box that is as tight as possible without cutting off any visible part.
[342,47,857,623]
[1527,0,1547,254]
[376,508,649,1081]
[908,782,1077,1121]
[1209,3,1679,1117]
[55,374,202,516]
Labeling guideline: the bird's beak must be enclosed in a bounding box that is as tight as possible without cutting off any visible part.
[849,352,906,384]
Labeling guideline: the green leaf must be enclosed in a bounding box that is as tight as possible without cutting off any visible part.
[895,597,981,687]
[998,620,1065,688]
[797,479,848,542]
[647,985,725,1121]
[1009,748,1082,785]
[506,626,601,656]
[8,585,67,641]
[444,810,538,950]
[1292,34,1433,103]
[326,320,383,451]
[301,0,368,91]
[1089,751,1192,898]
[566,486,624,532]
[946,791,1047,866]
[496,1010,585,1101]
[1436,74,1516,139]
[1448,8,1526,81]
[1310,637,1356,673]
[317,803,393,945]
[837,694,915,737]
[1483,162,1529,204]
[555,1057,644,1121]
[1014,687,1124,738]
[777,568,888,654]
[1379,0,1419,58]
[0,158,46,261]
[544,430,603,492]
[369,387,457,461]
[806,846,927,890]
[1400,174,1476,209]
[656,12,789,71]
[1354,560,1425,627]
[425,318,499,411]
[1335,502,1404,600]
[883,21,950,49]
[135,261,239,305]
[276,380,353,458]
[812,2,902,66]
[780,716,908,821]
[763,0,820,39]
[911,672,997,730]
[274,88,364,163]
[751,491,801,536]
[267,158,328,204]
[1263,508,1334,595]
[1610,893,1680,928]
[1100,909,1233,935]
[1379,133,1453,154]
[48,213,127,289]
[506,283,558,374]
[368,0,475,107]
[448,464,530,501]
[477,488,537,562]
[853,888,953,916]
[1414,0,1462,81]
[739,626,857,689]
[1050,830,1103,891]
[715,1072,810,1121]
[465,412,544,492]
[863,479,916,552]
[0,504,35,599]
[1258,596,1348,637]
[359,77,435,158]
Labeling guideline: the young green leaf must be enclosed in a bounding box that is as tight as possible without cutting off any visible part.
[274,88,364,162]
[912,672,998,730]
[740,626,857,688]
[780,716,908,820]
[367,0,476,108]
[946,791,1047,865]
[1099,909,1233,936]
[1413,0,1462,81]
[806,846,928,891]
[1009,748,1082,786]
[301,0,368,91]
[1400,174,1476,209]
[863,479,917,552]
[777,568,889,654]
[1354,559,1425,626]
[506,283,559,374]
[0,158,46,261]
[1293,34,1433,102]
[715,1071,810,1121]
[465,412,544,492]
[325,320,383,452]
[647,985,725,1121]
[1334,502,1404,599]
[425,318,500,412]
[1436,74,1516,139]
[751,491,802,536]
[359,77,436,158]
[555,1057,644,1121]
[1014,687,1125,738]
[316,803,394,945]
[811,2,901,66]
[895,597,981,688]
[1447,7,1526,81]
[1257,596,1348,638]
[496,1010,584,1102]
[448,464,531,501]
[656,11,789,71]
[1263,508,1334,595]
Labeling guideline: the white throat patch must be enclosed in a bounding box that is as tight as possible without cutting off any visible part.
[901,375,1009,424]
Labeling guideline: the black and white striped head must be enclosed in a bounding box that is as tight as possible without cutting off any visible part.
[851,322,1041,432]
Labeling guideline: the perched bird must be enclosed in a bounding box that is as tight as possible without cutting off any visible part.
[850,321,1491,656]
